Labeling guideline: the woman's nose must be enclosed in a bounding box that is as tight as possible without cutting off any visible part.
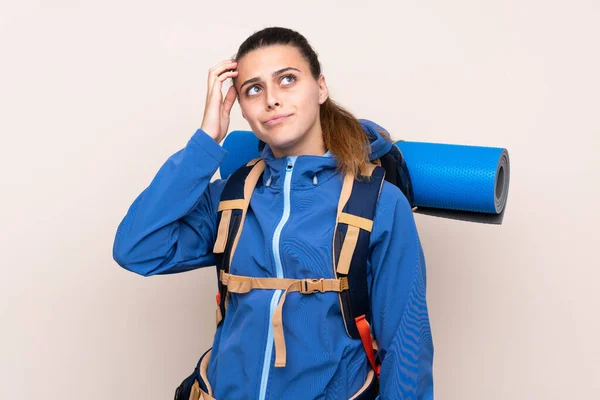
[265,88,281,109]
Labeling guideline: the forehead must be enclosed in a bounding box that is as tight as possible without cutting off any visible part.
[236,45,308,77]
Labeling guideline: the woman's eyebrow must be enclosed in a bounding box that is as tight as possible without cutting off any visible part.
[239,67,301,91]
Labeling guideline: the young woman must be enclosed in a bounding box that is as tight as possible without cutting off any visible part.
[113,27,434,399]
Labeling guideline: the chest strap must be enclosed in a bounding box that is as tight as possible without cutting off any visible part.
[220,270,348,368]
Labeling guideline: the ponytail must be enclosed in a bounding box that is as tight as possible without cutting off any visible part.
[320,98,370,177]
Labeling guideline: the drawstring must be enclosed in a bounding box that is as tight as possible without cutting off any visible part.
[266,175,272,187]
[312,174,318,185]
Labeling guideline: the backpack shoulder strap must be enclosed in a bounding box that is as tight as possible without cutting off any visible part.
[334,163,385,334]
[213,157,264,325]
[333,163,385,375]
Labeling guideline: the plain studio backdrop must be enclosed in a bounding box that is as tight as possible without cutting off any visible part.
[1,1,599,398]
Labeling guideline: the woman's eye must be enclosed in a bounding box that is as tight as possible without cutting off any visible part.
[246,75,294,96]
[247,86,261,96]
[281,75,296,85]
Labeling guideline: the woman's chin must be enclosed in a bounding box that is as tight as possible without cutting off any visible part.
[262,133,300,150]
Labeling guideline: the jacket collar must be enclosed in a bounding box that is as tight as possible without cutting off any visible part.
[257,119,391,190]
[259,145,338,190]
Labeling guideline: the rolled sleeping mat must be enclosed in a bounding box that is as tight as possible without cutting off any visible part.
[395,141,510,224]
[219,130,510,224]
[219,130,262,180]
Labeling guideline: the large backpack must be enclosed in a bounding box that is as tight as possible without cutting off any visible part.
[175,129,414,400]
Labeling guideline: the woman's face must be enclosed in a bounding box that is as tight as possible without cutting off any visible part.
[234,45,329,157]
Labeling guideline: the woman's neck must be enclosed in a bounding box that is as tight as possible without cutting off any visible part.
[270,120,327,158]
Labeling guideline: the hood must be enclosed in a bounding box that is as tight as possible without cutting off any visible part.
[358,119,394,161]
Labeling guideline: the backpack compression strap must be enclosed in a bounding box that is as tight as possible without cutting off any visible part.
[213,158,265,325]
[333,163,386,375]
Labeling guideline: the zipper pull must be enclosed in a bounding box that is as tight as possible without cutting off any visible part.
[286,158,293,171]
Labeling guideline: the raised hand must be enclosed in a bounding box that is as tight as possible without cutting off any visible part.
[200,60,239,143]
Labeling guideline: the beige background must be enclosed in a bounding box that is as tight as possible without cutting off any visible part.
[1,0,599,398]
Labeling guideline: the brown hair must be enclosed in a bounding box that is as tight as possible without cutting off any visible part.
[234,27,373,177]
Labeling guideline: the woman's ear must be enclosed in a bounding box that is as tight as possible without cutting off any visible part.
[317,74,329,105]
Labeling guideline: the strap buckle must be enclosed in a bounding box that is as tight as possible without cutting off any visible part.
[301,278,325,294]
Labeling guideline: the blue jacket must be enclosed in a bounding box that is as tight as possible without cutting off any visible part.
[113,124,434,399]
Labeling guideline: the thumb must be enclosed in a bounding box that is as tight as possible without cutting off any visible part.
[222,85,237,116]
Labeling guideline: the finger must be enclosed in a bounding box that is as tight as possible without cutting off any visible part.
[211,71,238,96]
[222,85,237,115]
[216,70,238,83]
[208,60,236,78]
[207,66,237,97]
[208,60,237,87]
[209,59,236,72]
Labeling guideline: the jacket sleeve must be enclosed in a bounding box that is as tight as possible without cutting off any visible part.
[369,184,434,399]
[112,128,227,276]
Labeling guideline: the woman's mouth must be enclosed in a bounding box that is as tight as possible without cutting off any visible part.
[264,114,292,126]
